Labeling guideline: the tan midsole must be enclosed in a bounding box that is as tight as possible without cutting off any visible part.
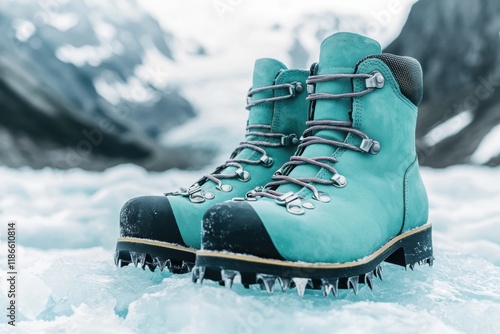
[197,224,432,269]
[117,237,198,254]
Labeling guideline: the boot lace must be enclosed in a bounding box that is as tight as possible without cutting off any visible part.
[245,72,384,212]
[166,82,302,203]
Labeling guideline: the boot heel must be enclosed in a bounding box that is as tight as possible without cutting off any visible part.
[384,226,433,268]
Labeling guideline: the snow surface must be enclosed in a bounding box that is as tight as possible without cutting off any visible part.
[0,164,499,333]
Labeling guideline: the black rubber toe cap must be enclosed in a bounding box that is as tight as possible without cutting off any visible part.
[119,196,185,246]
[202,201,285,260]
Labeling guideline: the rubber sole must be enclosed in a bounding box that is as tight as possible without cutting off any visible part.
[115,237,197,274]
[194,224,433,296]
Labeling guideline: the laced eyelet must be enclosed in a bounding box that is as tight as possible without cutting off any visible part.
[273,168,283,176]
[189,193,205,203]
[360,139,381,155]
[260,155,274,167]
[307,83,315,94]
[214,179,232,192]
[244,187,261,201]
[235,168,251,182]
[331,173,347,188]
[287,202,305,215]
[219,184,232,192]
[365,71,385,89]
[204,192,215,200]
[302,202,315,209]
[281,134,299,147]
[313,191,331,203]
[246,82,304,109]
[294,82,303,93]
[275,192,297,205]
[170,186,189,196]
[275,192,305,215]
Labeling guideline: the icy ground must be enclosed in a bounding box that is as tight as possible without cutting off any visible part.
[0,163,499,334]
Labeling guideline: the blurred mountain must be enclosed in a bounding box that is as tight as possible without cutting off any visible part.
[0,0,210,171]
[2,0,497,171]
[386,0,500,167]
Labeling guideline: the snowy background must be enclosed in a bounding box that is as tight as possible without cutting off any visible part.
[1,0,499,333]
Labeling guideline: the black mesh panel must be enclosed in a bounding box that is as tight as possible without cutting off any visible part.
[357,53,423,106]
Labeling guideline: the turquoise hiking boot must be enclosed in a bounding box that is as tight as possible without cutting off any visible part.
[115,58,310,273]
[195,32,433,296]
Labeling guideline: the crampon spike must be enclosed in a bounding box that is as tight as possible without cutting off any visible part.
[192,266,205,283]
[191,268,198,283]
[364,272,374,290]
[321,278,339,298]
[221,269,238,289]
[182,261,193,273]
[117,257,128,268]
[292,278,310,298]
[192,266,206,284]
[140,254,147,268]
[278,277,291,292]
[375,265,383,281]
[256,274,277,294]
[153,257,165,271]
[130,252,140,267]
[348,276,359,295]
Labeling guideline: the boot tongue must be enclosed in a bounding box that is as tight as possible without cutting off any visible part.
[313,32,382,134]
[278,33,381,193]
[247,58,287,126]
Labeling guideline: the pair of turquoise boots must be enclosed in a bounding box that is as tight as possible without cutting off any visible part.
[115,32,433,297]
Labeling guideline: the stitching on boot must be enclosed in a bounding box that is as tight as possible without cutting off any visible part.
[401,155,419,234]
